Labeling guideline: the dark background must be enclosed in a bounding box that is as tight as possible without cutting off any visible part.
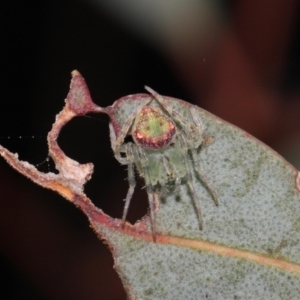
[1,0,300,299]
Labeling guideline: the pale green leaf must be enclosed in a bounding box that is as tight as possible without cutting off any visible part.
[1,72,299,300]
[93,99,300,300]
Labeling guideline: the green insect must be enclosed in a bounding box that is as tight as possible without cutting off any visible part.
[104,87,218,239]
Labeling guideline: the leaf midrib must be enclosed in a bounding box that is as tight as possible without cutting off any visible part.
[111,222,300,275]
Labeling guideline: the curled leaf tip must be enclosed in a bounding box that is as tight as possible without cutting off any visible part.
[71,69,81,77]
[66,70,100,115]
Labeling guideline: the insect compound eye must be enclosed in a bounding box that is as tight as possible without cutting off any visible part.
[132,107,176,150]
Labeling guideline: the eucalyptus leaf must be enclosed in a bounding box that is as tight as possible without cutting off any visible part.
[93,93,300,299]
[1,71,299,300]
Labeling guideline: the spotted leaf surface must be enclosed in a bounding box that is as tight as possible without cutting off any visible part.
[1,71,299,300]
[99,93,300,299]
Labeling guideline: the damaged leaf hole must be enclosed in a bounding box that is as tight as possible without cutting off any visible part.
[0,104,149,225]
[58,112,150,223]
[0,71,219,240]
[0,113,108,174]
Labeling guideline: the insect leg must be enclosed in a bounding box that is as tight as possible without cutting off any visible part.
[189,144,219,206]
[113,98,153,154]
[144,87,204,143]
[109,123,128,164]
[177,136,204,230]
[190,106,204,134]
[122,143,137,227]
[132,145,157,241]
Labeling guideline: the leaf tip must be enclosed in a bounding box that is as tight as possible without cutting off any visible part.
[71,69,81,77]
